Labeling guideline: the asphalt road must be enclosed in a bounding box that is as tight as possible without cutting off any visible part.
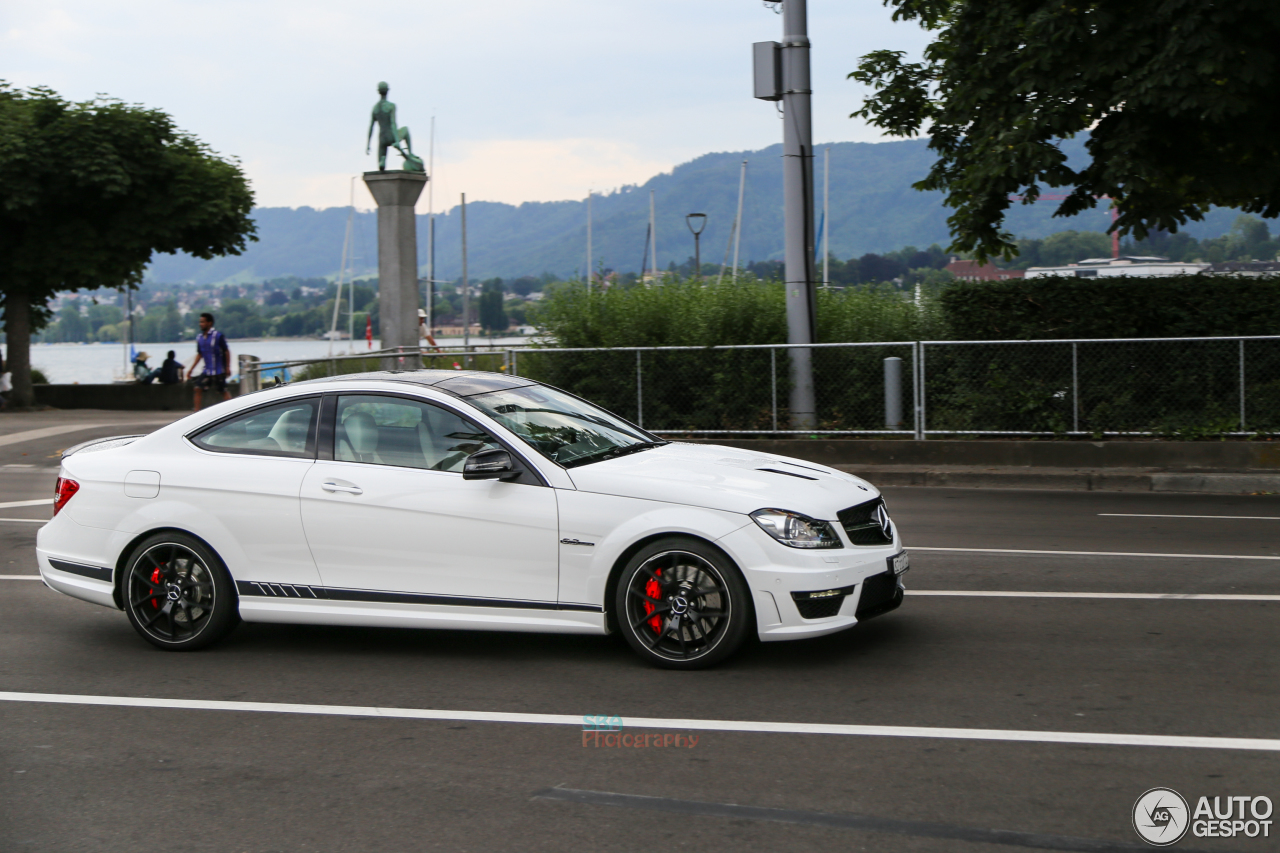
[1,416,1277,852]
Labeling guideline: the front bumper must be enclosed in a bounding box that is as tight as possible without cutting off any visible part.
[717,523,907,641]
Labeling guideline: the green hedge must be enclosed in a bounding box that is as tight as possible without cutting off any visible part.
[930,276,1280,435]
[939,275,1280,340]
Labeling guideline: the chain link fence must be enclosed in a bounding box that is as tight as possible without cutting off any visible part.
[248,335,1280,438]
[920,336,1280,436]
[512,336,1280,438]
[512,343,917,435]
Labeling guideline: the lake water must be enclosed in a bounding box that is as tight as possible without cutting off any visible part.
[20,336,532,385]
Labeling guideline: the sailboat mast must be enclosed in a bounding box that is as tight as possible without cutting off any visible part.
[823,146,830,288]
[427,116,435,333]
[329,178,355,357]
[649,190,657,276]
[732,159,746,281]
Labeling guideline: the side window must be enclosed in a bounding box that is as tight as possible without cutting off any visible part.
[192,398,319,457]
[335,395,499,472]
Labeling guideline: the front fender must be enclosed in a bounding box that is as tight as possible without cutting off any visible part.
[554,489,749,608]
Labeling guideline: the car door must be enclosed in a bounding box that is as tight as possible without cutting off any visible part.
[299,393,560,605]
[181,395,323,587]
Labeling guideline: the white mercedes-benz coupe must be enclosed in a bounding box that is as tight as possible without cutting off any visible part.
[37,370,908,668]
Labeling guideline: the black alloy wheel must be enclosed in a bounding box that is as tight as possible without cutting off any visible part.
[122,533,238,651]
[615,537,751,669]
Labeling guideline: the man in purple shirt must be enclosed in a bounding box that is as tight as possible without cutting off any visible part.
[187,312,232,411]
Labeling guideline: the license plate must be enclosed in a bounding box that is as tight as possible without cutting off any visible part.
[888,551,909,575]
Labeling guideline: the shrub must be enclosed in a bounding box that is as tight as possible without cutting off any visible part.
[519,275,940,432]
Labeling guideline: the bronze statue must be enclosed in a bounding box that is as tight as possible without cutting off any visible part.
[366,82,424,172]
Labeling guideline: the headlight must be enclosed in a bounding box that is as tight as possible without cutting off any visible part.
[750,508,842,549]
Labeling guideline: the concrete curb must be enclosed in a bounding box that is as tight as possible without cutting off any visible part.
[834,466,1280,494]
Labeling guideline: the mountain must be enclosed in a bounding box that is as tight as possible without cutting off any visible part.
[144,138,1243,284]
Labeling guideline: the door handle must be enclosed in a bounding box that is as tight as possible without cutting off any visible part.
[321,482,363,495]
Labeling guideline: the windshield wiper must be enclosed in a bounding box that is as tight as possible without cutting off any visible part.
[563,440,669,468]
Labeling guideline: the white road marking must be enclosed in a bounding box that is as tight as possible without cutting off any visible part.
[909,590,1280,601]
[0,575,41,580]
[0,420,172,449]
[2,464,35,468]
[0,499,52,509]
[1099,513,1280,521]
[0,424,114,448]
[0,518,45,524]
[0,691,1276,752]
[912,546,1280,561]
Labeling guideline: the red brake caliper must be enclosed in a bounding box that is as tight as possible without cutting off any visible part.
[150,567,163,609]
[643,570,662,633]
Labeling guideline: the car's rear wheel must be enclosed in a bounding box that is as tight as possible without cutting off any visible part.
[122,533,238,651]
[615,537,752,669]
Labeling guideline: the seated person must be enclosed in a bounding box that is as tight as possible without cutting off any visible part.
[132,352,156,384]
[156,351,184,385]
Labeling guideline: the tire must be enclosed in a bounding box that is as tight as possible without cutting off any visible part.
[614,536,752,670]
[122,532,238,651]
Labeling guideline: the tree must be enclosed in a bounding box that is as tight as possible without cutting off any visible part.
[851,0,1280,260]
[0,84,255,405]
[478,279,507,334]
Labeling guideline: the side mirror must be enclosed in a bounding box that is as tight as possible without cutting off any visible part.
[463,448,521,481]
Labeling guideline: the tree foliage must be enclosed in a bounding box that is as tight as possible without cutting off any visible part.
[851,0,1280,260]
[477,278,508,333]
[0,83,255,403]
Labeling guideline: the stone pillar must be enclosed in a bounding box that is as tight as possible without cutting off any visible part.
[362,171,427,367]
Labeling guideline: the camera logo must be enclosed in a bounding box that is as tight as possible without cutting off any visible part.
[1133,788,1190,846]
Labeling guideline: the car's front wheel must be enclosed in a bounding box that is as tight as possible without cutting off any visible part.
[122,532,238,651]
[615,537,752,669]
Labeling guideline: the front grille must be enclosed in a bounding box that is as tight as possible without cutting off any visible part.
[838,498,894,546]
[791,586,855,620]
[855,571,902,621]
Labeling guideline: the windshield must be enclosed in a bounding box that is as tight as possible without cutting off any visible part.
[466,384,665,468]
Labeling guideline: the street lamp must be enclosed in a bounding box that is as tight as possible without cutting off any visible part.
[686,212,707,279]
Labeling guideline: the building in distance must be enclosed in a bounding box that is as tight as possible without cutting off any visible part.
[1025,256,1208,278]
[944,258,1025,281]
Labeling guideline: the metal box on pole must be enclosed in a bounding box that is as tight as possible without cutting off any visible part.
[753,42,782,101]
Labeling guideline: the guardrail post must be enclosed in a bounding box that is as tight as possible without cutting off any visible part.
[239,354,260,393]
[884,356,903,428]
[636,350,644,428]
[1239,338,1246,432]
[916,342,927,440]
[1072,342,1080,433]
[771,347,778,432]
[512,350,519,377]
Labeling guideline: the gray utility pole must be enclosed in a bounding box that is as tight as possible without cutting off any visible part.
[755,0,817,428]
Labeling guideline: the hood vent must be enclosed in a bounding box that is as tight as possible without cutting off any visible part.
[756,467,818,481]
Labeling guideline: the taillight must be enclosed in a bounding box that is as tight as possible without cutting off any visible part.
[53,477,79,516]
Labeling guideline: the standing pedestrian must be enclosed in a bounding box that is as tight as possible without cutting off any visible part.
[187,312,232,412]
[0,349,9,411]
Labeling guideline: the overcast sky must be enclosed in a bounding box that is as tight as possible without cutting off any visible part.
[4,1,929,212]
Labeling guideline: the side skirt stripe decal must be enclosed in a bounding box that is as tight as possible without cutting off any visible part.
[47,559,113,583]
[234,580,602,613]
